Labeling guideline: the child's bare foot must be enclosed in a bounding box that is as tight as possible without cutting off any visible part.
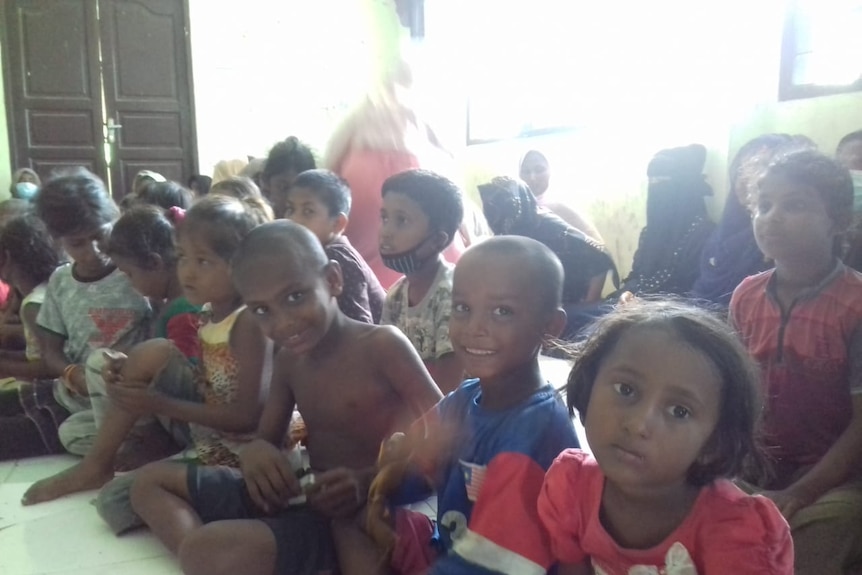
[22,460,113,505]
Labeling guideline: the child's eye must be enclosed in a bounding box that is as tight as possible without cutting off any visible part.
[395,215,408,226]
[668,405,691,419]
[492,306,513,317]
[251,305,269,317]
[198,258,209,266]
[452,302,469,314]
[613,382,635,398]
[285,291,305,304]
[303,208,315,216]
[284,207,294,216]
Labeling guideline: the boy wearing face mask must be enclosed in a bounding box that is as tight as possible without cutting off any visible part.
[836,129,862,272]
[379,169,464,394]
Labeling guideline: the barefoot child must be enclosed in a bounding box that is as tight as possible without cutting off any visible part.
[380,169,464,393]
[284,169,385,323]
[130,220,443,575]
[22,205,201,505]
[539,301,793,574]
[26,169,151,455]
[731,150,862,574]
[364,236,580,575]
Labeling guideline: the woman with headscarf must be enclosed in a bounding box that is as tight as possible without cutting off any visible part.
[519,149,603,242]
[690,134,800,306]
[478,176,618,306]
[614,144,715,298]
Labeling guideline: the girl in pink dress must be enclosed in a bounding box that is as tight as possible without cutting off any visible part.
[539,300,793,575]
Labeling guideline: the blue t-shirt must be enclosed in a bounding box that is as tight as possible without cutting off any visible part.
[407,378,580,575]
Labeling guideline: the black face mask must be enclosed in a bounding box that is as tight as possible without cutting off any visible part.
[381,236,435,275]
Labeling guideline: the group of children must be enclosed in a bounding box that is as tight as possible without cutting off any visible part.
[0,134,860,574]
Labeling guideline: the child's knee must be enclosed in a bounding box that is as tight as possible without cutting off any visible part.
[123,339,175,383]
[130,461,188,510]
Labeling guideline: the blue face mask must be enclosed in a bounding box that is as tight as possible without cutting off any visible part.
[14,181,38,200]
[852,170,862,212]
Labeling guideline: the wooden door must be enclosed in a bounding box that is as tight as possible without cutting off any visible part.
[2,0,196,199]
[2,0,107,181]
[99,0,196,196]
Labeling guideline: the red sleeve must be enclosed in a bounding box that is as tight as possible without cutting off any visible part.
[537,449,589,565]
[450,452,555,574]
[698,487,794,574]
[165,312,201,362]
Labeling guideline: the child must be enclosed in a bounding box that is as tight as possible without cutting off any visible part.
[539,300,793,574]
[0,214,65,461]
[835,129,862,271]
[380,169,464,393]
[135,181,194,211]
[10,167,40,200]
[0,214,65,379]
[730,150,862,574]
[364,236,580,575]
[261,136,316,218]
[285,169,385,323]
[21,204,201,504]
[129,221,443,575]
[209,176,275,220]
[27,168,151,456]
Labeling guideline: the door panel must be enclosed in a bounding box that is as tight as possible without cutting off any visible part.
[100,0,195,197]
[4,0,105,181]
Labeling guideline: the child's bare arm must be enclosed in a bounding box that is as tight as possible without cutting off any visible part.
[378,327,444,419]
[240,351,301,513]
[428,352,464,396]
[35,327,68,378]
[0,303,53,378]
[110,311,265,433]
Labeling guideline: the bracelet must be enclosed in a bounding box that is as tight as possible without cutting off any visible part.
[62,364,80,386]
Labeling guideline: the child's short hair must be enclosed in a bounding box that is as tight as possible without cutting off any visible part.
[382,169,464,247]
[210,177,275,220]
[136,181,193,211]
[107,205,178,268]
[837,129,862,152]
[757,150,853,228]
[177,195,272,262]
[567,300,763,486]
[0,213,65,285]
[463,236,563,313]
[35,168,119,237]
[262,136,316,183]
[291,169,352,217]
[188,174,212,196]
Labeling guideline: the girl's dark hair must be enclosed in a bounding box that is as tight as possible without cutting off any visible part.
[567,300,764,486]
[0,213,66,285]
[35,167,119,237]
[188,174,212,196]
[382,169,464,247]
[136,181,194,211]
[177,195,272,261]
[262,136,316,183]
[106,205,178,268]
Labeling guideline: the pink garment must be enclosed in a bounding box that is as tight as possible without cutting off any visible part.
[539,450,794,575]
[339,149,465,290]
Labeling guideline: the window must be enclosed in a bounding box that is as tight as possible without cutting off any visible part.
[780,0,862,100]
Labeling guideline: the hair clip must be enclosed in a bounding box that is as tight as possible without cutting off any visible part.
[168,206,186,223]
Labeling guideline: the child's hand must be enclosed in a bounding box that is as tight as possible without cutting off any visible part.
[762,487,815,520]
[102,350,128,385]
[306,468,371,519]
[62,365,88,397]
[239,439,302,514]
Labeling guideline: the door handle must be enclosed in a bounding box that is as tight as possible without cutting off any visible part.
[106,117,123,144]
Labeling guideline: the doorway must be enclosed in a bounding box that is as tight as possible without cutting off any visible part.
[1,0,197,198]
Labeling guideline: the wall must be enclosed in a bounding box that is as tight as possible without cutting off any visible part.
[0,40,11,200]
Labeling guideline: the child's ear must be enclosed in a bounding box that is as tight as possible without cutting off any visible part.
[333,213,348,236]
[543,308,567,340]
[433,230,450,252]
[146,253,164,271]
[324,260,344,298]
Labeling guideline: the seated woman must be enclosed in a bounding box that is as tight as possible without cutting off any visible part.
[690,134,806,306]
[613,144,715,299]
[519,149,603,242]
[478,176,618,309]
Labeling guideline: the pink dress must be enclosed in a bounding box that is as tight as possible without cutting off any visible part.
[539,450,794,575]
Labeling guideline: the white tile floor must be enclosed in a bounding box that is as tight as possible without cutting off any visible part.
[0,356,584,574]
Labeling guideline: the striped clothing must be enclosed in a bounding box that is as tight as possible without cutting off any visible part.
[730,262,862,468]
